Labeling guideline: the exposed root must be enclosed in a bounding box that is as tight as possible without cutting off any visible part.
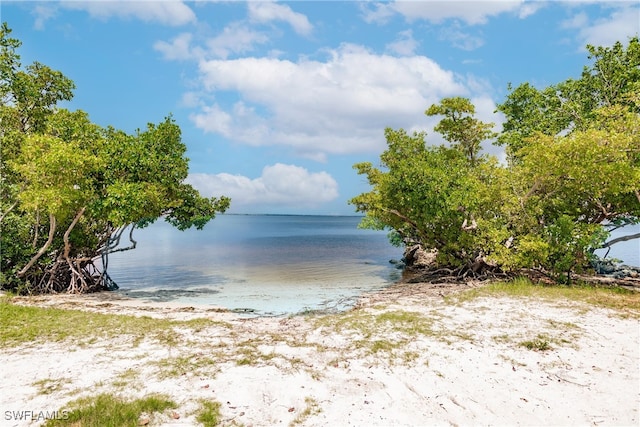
[23,258,118,294]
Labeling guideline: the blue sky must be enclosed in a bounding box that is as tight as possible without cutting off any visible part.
[3,1,639,215]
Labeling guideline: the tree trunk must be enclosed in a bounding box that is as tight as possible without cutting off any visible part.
[17,213,56,278]
[62,207,87,293]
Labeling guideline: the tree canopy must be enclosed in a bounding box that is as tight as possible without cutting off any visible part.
[351,37,640,282]
[0,23,230,294]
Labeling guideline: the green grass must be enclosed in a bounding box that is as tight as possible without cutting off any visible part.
[44,393,177,427]
[32,377,72,395]
[110,368,141,390]
[450,277,640,316]
[152,353,221,379]
[519,335,552,351]
[195,399,221,427]
[313,309,467,364]
[0,297,230,347]
[316,309,437,339]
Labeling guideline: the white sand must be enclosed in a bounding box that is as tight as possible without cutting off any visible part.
[1,288,639,427]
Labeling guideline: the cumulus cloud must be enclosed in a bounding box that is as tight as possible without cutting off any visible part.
[206,23,270,59]
[386,30,419,56]
[60,0,196,26]
[154,24,270,61]
[567,5,640,48]
[359,2,396,24]
[186,164,339,209]
[562,12,590,30]
[191,43,491,160]
[154,33,198,61]
[362,1,532,25]
[248,1,313,36]
[439,25,485,51]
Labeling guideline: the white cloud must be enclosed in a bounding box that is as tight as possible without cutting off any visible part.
[191,43,483,159]
[360,2,396,24]
[32,5,57,30]
[439,25,485,51]
[60,0,196,26]
[154,24,270,61]
[186,164,338,209]
[191,103,233,137]
[386,29,419,56]
[180,91,203,108]
[518,2,545,19]
[573,5,640,48]
[206,23,269,59]
[154,33,198,61]
[248,1,313,36]
[562,12,590,30]
[362,1,532,25]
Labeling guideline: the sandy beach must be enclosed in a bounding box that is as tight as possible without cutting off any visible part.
[1,283,639,427]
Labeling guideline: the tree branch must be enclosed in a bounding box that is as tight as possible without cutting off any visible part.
[386,208,420,233]
[0,200,19,223]
[107,223,138,254]
[63,207,87,292]
[17,213,56,277]
[462,216,477,231]
[99,223,137,275]
[62,207,86,260]
[32,209,40,248]
[601,232,640,248]
[98,225,127,254]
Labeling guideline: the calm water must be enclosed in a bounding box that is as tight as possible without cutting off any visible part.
[108,215,402,315]
[594,224,640,267]
[108,216,639,316]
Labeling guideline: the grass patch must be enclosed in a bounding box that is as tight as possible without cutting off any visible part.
[519,335,552,352]
[316,309,436,339]
[32,377,72,395]
[314,309,466,363]
[110,368,141,390]
[44,393,176,427]
[451,277,640,316]
[290,397,321,426]
[0,298,230,348]
[153,353,221,379]
[195,399,221,427]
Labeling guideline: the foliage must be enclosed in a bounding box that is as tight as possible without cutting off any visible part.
[519,336,552,352]
[195,399,222,427]
[351,99,504,270]
[351,37,640,280]
[425,96,496,165]
[0,24,230,293]
[45,393,177,427]
[497,37,640,160]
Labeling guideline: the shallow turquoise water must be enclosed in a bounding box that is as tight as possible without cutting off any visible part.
[107,215,402,315]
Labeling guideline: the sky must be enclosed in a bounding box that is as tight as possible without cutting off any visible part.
[2,1,639,215]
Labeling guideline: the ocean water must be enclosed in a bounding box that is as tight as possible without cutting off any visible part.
[593,224,640,267]
[107,215,402,315]
[107,216,639,316]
